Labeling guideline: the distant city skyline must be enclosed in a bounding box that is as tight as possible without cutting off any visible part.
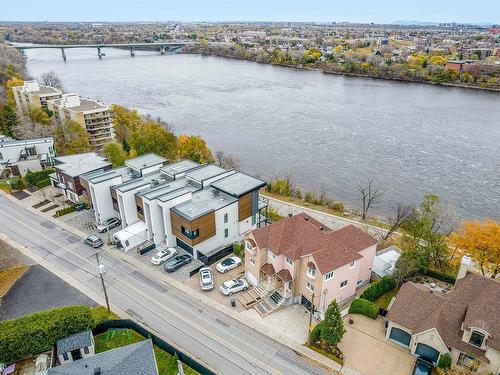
[2,0,499,24]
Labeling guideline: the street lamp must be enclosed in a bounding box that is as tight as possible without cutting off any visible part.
[95,252,110,313]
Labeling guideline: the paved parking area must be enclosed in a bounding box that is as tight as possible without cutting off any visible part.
[338,315,415,375]
[183,258,249,312]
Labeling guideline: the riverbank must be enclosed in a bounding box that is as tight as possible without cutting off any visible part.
[181,49,500,92]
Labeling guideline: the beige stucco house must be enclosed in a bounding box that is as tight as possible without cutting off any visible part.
[385,256,500,374]
[244,213,377,317]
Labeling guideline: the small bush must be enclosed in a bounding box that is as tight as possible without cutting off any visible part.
[437,353,452,369]
[309,322,323,343]
[36,178,51,189]
[8,177,25,191]
[25,169,54,187]
[232,242,243,258]
[360,276,396,302]
[348,298,379,319]
[0,305,94,363]
[304,191,315,204]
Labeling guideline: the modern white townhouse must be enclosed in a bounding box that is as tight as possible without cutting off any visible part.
[12,80,62,112]
[47,93,115,150]
[0,136,55,176]
[81,154,268,264]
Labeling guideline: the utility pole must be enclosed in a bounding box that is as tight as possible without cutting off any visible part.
[95,252,110,313]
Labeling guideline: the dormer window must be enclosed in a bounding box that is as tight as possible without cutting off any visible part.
[469,331,485,348]
[285,256,292,266]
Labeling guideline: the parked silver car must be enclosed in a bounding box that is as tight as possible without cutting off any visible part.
[199,267,214,291]
[84,234,104,248]
[219,278,248,296]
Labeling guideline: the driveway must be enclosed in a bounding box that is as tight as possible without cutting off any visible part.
[339,315,415,375]
[183,256,248,311]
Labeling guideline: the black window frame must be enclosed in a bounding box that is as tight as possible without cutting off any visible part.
[224,213,228,223]
[469,331,485,347]
[181,226,199,240]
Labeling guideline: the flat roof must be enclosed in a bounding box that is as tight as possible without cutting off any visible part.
[82,166,130,184]
[125,153,167,171]
[0,136,53,147]
[160,159,200,177]
[185,164,227,183]
[69,98,108,112]
[54,153,111,177]
[211,172,267,197]
[115,171,167,193]
[139,178,192,201]
[32,85,61,96]
[172,187,237,220]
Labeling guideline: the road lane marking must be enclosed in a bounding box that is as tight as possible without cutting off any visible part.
[1,208,290,375]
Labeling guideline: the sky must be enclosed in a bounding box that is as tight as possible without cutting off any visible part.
[1,0,499,24]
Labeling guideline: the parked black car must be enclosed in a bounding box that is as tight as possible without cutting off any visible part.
[137,240,156,255]
[164,254,192,272]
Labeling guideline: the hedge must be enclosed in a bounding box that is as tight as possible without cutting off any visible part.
[420,269,456,285]
[348,298,379,319]
[25,169,54,187]
[55,205,77,217]
[8,177,26,191]
[36,178,51,189]
[360,275,396,302]
[90,306,119,326]
[0,306,94,363]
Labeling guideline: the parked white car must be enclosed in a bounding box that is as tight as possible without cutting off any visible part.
[215,256,242,273]
[219,278,248,296]
[96,217,121,233]
[199,267,214,291]
[151,247,177,265]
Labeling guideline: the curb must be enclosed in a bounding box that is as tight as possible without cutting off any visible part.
[0,190,342,373]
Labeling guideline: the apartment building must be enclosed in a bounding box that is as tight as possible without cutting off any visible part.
[82,154,267,263]
[47,94,115,150]
[12,80,62,112]
[244,213,378,317]
[0,136,55,176]
[50,153,112,203]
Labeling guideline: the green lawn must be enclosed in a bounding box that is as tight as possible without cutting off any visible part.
[374,288,399,309]
[0,180,10,192]
[94,329,199,375]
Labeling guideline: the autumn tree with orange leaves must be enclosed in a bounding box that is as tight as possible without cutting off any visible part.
[449,220,500,278]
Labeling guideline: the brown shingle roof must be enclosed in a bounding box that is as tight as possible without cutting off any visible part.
[261,263,276,276]
[277,268,293,282]
[251,213,377,273]
[387,273,500,358]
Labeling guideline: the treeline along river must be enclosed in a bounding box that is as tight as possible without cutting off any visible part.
[22,46,500,221]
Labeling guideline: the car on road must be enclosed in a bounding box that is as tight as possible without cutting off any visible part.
[164,254,192,272]
[96,217,121,233]
[215,256,242,273]
[84,234,104,248]
[199,267,214,290]
[412,358,433,375]
[219,278,248,296]
[151,247,177,265]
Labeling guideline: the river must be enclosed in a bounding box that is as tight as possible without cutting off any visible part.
[22,47,500,221]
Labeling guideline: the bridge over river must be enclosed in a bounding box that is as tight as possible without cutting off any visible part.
[13,42,189,60]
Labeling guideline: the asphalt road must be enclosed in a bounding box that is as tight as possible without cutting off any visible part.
[0,195,329,375]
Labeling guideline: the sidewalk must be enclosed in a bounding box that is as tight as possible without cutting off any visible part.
[0,189,343,374]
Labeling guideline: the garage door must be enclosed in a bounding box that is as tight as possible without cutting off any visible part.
[176,238,193,255]
[415,343,440,364]
[389,327,411,347]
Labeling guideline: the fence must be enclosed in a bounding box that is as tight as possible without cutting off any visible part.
[197,243,234,266]
[94,319,216,375]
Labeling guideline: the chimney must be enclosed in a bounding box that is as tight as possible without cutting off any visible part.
[456,255,472,284]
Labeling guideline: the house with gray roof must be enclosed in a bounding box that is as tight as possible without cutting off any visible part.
[56,330,95,365]
[48,339,158,375]
[385,256,500,374]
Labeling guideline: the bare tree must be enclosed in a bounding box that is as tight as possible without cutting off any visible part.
[356,178,383,220]
[318,181,327,205]
[214,150,240,169]
[381,203,414,240]
[15,116,56,139]
[40,71,64,91]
